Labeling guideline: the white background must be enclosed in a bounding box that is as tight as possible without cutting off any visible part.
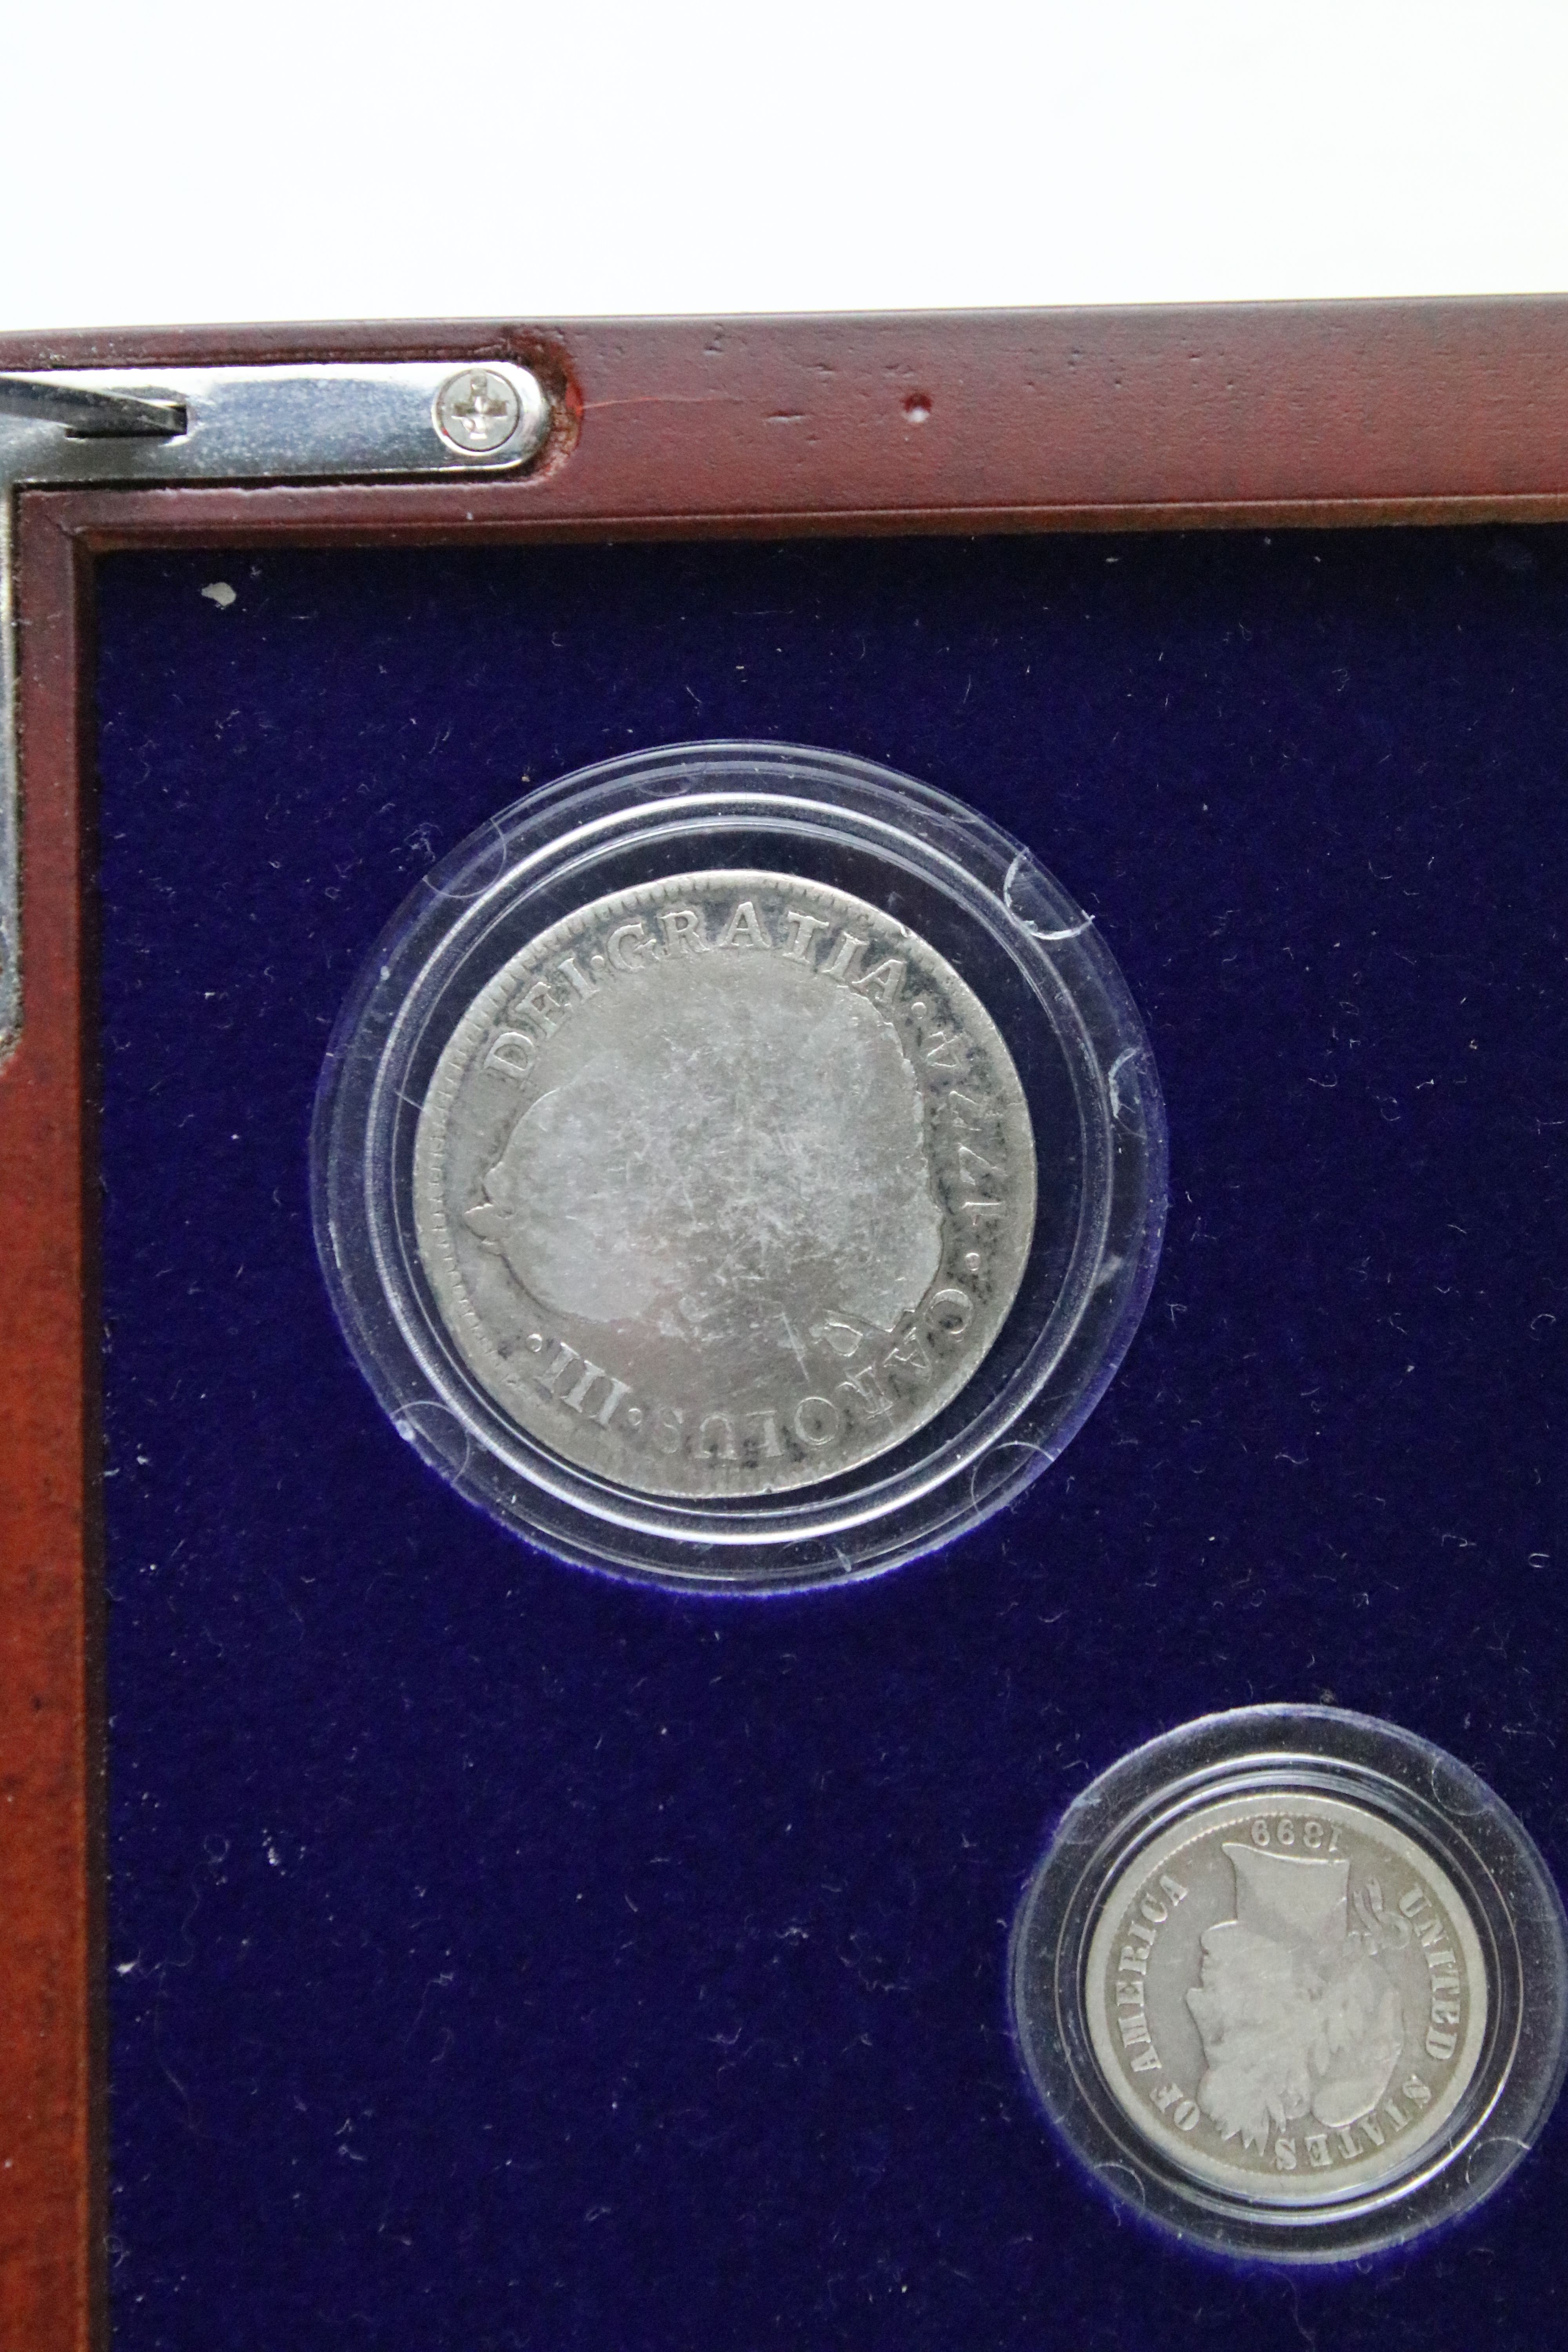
[2,0,1564,330]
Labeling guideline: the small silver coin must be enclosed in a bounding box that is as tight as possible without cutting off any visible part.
[413,869,1037,1499]
[1083,1787,1488,2207]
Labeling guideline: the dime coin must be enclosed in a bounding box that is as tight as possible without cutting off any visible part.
[1082,1787,1488,2207]
[413,870,1037,1501]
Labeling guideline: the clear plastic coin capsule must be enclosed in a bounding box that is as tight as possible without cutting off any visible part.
[312,740,1166,1590]
[1009,1706,1568,2261]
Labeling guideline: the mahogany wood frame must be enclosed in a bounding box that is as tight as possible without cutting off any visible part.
[5,298,1568,2348]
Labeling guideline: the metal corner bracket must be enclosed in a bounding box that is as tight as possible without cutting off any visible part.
[0,359,553,1057]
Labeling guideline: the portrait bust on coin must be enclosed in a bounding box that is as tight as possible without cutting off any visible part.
[414,870,1037,1499]
[1185,1840,1408,2153]
[1082,1793,1488,2205]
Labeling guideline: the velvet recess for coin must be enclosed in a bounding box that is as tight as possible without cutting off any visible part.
[413,870,1037,1500]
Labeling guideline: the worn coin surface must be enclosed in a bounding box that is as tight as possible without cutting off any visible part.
[1082,1788,1489,2206]
[413,870,1037,1500]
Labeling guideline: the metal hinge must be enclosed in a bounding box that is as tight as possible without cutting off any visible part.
[0,359,552,1055]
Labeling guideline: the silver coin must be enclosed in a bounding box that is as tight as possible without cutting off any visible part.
[413,869,1037,1500]
[1083,1787,1488,2207]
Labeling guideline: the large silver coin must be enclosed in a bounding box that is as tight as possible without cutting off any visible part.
[1083,1787,1488,2207]
[413,870,1037,1499]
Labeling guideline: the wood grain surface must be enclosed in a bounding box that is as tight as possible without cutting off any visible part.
[4,297,1568,2347]
[8,299,1568,541]
[0,497,99,2351]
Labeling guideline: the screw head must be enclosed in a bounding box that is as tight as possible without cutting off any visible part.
[433,366,544,458]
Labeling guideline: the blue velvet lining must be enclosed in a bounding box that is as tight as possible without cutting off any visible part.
[98,527,1568,2348]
